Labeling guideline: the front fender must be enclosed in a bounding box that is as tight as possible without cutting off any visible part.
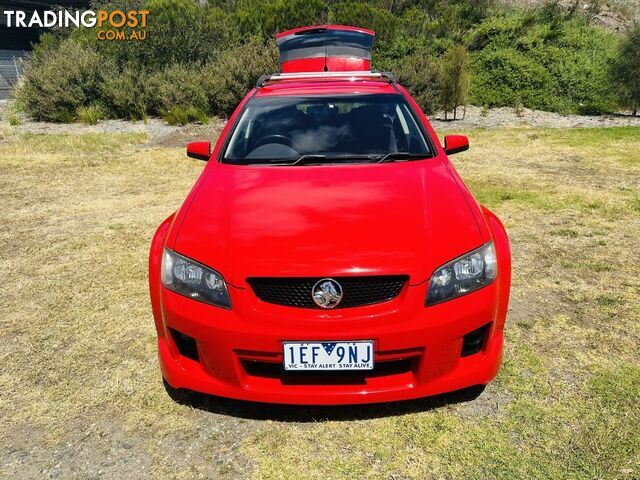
[149,213,176,337]
[480,205,511,330]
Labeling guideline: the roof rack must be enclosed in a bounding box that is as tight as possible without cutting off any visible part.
[255,71,396,88]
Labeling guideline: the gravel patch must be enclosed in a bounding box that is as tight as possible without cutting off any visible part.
[430,105,640,130]
[7,117,181,142]
[3,102,640,149]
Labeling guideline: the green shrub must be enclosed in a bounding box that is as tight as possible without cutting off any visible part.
[17,0,626,120]
[17,39,107,122]
[3,99,24,126]
[234,0,327,39]
[378,22,433,60]
[147,64,209,115]
[467,11,528,51]
[329,2,397,48]
[610,23,640,115]
[100,66,150,120]
[30,31,66,61]
[161,106,208,126]
[139,0,229,67]
[77,103,106,125]
[101,63,211,122]
[73,0,147,67]
[469,12,618,114]
[379,51,442,114]
[471,47,560,111]
[57,110,76,123]
[76,0,230,68]
[202,39,279,117]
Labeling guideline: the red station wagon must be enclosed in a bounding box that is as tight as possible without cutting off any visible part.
[149,25,511,405]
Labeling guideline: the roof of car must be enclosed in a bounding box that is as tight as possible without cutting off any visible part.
[255,80,399,97]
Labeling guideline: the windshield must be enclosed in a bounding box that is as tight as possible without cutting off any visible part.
[222,94,432,165]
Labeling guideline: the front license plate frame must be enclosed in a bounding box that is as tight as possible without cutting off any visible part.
[282,340,375,371]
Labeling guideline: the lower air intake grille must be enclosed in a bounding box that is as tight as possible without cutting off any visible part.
[247,276,408,309]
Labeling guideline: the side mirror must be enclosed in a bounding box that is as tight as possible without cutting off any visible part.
[186,141,211,161]
[443,135,469,155]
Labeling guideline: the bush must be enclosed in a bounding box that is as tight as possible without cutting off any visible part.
[77,103,106,125]
[235,0,327,39]
[3,99,24,126]
[469,12,618,113]
[329,2,397,48]
[379,50,442,114]
[30,31,66,61]
[100,66,150,120]
[138,0,229,67]
[202,39,279,117]
[471,47,560,111]
[17,39,107,122]
[161,106,209,126]
[610,23,640,115]
[147,64,209,115]
[77,0,230,69]
[17,0,627,121]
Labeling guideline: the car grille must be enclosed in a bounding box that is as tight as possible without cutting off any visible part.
[241,358,416,385]
[246,276,408,309]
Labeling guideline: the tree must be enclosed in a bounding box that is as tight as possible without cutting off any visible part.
[611,23,640,116]
[439,45,470,120]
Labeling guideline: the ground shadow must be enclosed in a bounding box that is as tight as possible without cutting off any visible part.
[163,380,485,422]
[433,116,465,122]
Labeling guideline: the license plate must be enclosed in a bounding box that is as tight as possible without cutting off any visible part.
[283,341,374,371]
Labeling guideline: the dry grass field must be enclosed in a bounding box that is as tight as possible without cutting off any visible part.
[0,125,638,479]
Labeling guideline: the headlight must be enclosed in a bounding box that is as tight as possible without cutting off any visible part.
[161,249,231,308]
[426,242,497,305]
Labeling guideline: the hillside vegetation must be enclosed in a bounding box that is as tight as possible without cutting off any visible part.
[14,0,638,122]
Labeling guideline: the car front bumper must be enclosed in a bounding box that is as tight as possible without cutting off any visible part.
[155,280,505,405]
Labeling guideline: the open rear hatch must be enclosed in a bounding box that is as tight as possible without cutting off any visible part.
[276,25,375,73]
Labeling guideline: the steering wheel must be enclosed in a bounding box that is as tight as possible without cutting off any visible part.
[253,134,294,149]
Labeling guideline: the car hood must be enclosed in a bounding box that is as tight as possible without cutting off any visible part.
[173,160,483,287]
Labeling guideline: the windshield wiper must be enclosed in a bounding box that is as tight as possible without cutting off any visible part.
[236,153,424,166]
[271,154,327,166]
[272,154,376,166]
[375,152,428,163]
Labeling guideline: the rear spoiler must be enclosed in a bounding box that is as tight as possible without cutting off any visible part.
[276,25,375,73]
